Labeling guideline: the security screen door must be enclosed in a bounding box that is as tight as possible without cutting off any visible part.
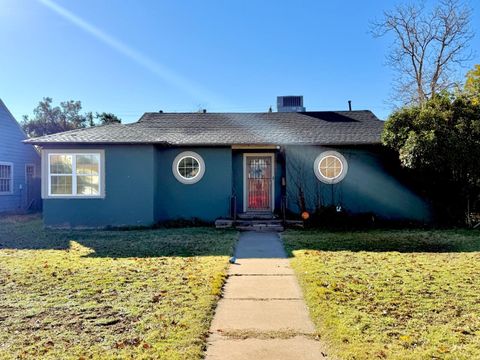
[245,155,273,212]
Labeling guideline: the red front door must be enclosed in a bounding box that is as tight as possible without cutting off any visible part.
[246,155,273,211]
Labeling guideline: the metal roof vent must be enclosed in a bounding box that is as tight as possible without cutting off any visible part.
[277,96,305,112]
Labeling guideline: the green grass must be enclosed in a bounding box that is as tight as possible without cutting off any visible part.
[0,215,237,360]
[283,229,480,360]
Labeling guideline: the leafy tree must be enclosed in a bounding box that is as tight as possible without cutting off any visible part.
[382,92,480,223]
[22,98,122,137]
[464,64,480,105]
[95,112,122,125]
[372,0,473,105]
[22,97,93,137]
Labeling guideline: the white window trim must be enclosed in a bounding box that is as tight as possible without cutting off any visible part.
[320,155,343,180]
[177,155,201,181]
[41,149,105,199]
[48,153,100,197]
[0,161,14,195]
[314,151,348,184]
[172,151,205,184]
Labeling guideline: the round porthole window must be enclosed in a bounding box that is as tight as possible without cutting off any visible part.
[172,151,205,184]
[314,151,348,184]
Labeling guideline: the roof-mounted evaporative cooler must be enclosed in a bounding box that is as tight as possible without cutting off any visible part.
[276,96,306,112]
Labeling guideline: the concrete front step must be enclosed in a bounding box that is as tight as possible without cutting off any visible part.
[215,219,303,230]
[237,212,277,220]
[236,225,284,232]
[236,219,283,225]
[215,219,284,231]
[236,220,284,232]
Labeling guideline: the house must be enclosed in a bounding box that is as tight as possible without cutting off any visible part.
[0,99,41,213]
[25,96,430,228]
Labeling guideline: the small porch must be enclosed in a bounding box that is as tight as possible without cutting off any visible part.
[217,145,302,231]
[215,215,303,232]
[231,145,285,217]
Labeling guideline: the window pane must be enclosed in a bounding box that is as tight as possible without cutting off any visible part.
[0,179,10,192]
[77,176,99,195]
[332,158,341,169]
[178,158,188,168]
[325,167,335,178]
[50,155,72,174]
[76,154,99,175]
[319,158,328,176]
[50,175,73,195]
[0,165,11,179]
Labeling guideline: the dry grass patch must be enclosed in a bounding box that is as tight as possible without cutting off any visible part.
[283,229,480,360]
[0,215,236,359]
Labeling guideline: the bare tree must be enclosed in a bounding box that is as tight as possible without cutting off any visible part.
[286,148,327,213]
[372,0,473,105]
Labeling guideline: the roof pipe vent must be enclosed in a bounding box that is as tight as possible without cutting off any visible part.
[203,109,207,113]
[348,100,352,111]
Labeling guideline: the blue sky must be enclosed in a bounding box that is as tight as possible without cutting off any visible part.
[0,0,479,123]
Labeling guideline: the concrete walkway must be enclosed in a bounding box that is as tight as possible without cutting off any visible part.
[205,231,330,360]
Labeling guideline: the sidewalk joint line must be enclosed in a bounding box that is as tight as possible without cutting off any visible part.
[211,328,321,341]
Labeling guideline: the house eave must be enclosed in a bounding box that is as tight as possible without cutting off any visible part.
[25,140,383,147]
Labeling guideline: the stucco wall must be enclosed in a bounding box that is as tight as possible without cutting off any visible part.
[285,145,431,221]
[0,100,41,213]
[155,147,232,222]
[42,145,232,227]
[43,145,156,228]
[41,143,431,227]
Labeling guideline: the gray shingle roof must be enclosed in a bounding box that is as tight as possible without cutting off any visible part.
[24,110,384,146]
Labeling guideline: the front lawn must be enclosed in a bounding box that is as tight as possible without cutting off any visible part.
[283,229,480,360]
[0,215,236,360]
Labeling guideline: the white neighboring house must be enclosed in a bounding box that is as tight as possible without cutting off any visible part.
[0,99,41,213]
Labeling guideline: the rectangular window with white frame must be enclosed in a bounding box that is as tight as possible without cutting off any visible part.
[0,162,13,194]
[43,150,105,198]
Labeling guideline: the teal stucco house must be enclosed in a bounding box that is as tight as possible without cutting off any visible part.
[0,99,41,213]
[25,96,430,228]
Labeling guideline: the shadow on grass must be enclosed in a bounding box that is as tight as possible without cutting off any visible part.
[3,215,478,257]
[0,215,236,258]
[282,228,480,256]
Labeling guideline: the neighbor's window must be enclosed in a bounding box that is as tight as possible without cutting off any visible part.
[172,151,205,184]
[0,162,13,194]
[48,153,101,196]
[314,151,348,184]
